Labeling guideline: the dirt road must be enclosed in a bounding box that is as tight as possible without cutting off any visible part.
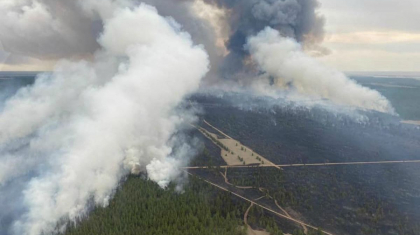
[185,159,420,169]
[185,171,334,235]
[203,120,234,139]
[191,121,418,235]
[221,167,308,234]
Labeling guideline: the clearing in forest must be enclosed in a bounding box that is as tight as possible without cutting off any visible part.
[198,120,279,168]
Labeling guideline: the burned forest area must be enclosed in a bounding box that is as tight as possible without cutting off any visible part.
[66,94,420,235]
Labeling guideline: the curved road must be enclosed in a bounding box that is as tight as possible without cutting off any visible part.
[184,170,334,235]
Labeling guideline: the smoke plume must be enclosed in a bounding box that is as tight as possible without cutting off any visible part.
[0,0,324,77]
[0,2,208,235]
[0,0,101,59]
[197,0,325,75]
[0,1,398,234]
[246,27,395,113]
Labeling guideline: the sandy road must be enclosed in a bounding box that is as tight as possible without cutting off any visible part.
[221,167,306,233]
[185,170,334,235]
[200,120,282,169]
[244,202,253,227]
[203,120,234,139]
[192,121,419,234]
[197,120,420,169]
[220,168,253,189]
[198,121,277,166]
[185,160,420,169]
[274,200,308,234]
[244,203,270,235]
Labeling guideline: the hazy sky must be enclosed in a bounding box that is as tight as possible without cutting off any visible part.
[318,0,420,72]
[0,0,419,72]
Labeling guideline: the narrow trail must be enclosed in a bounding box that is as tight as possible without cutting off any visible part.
[274,200,291,221]
[190,120,420,235]
[275,200,308,234]
[221,162,308,234]
[254,196,266,201]
[244,202,253,227]
[203,120,233,139]
[244,203,270,235]
[185,170,334,235]
[196,126,225,149]
[219,170,253,189]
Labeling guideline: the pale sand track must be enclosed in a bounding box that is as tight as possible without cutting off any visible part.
[185,160,420,169]
[203,120,234,139]
[198,121,280,169]
[193,121,420,235]
[220,169,253,189]
[222,168,308,234]
[185,170,333,235]
[274,200,308,234]
[245,203,270,235]
[192,120,420,235]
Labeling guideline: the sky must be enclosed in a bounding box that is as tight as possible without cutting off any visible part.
[0,0,419,72]
[318,0,420,72]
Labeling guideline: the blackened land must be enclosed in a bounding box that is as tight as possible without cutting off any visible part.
[190,93,420,235]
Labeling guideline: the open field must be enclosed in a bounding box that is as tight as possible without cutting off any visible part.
[197,122,278,168]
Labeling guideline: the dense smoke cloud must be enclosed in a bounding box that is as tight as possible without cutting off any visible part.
[0,1,398,234]
[198,0,325,75]
[246,27,395,113]
[0,2,208,235]
[0,0,101,59]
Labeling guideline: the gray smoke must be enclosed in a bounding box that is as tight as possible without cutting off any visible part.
[218,0,324,46]
[0,1,398,233]
[0,0,101,59]
[0,0,323,77]
[246,27,395,113]
[0,1,209,235]
[197,0,325,76]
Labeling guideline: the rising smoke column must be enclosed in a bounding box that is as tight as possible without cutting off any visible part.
[0,0,102,59]
[0,0,324,79]
[0,2,209,235]
[246,27,395,113]
[198,0,325,75]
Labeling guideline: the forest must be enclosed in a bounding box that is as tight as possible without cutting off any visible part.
[64,93,420,235]
[64,175,248,235]
[64,173,302,235]
[189,94,420,235]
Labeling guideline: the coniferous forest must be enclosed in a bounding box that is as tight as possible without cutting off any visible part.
[64,175,250,235]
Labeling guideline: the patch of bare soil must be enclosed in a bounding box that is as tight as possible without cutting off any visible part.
[198,122,279,168]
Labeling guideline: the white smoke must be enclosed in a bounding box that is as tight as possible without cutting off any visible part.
[0,41,10,71]
[246,27,395,114]
[0,1,399,234]
[0,0,99,59]
[0,3,208,235]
